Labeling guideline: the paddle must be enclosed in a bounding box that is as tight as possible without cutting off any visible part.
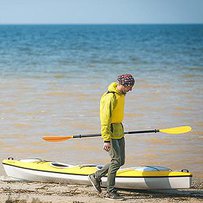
[43,126,192,142]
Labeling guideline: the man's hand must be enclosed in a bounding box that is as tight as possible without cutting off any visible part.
[103,142,111,152]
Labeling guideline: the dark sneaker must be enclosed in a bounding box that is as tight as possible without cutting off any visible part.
[106,191,124,201]
[88,174,102,193]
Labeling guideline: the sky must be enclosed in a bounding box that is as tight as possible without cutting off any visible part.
[0,0,203,24]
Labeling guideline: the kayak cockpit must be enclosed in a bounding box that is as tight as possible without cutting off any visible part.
[51,162,73,168]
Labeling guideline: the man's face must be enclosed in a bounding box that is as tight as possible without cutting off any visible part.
[121,85,133,94]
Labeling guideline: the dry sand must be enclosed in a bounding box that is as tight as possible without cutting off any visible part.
[0,178,202,203]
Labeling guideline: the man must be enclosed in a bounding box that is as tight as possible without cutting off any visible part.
[89,74,135,200]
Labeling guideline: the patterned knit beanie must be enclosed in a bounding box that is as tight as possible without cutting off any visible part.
[117,74,135,87]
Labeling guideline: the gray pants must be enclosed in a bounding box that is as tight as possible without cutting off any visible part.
[94,137,125,192]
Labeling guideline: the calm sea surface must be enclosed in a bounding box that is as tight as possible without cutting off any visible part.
[0,25,203,178]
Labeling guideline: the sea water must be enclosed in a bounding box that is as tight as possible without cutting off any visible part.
[0,24,203,177]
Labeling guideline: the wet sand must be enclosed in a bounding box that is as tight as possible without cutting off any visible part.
[0,178,202,203]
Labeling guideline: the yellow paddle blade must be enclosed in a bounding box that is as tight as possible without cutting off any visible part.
[159,126,192,134]
[43,136,73,142]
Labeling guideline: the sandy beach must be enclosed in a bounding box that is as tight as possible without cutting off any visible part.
[0,177,202,203]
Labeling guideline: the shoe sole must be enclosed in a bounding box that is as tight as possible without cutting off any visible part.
[88,175,101,193]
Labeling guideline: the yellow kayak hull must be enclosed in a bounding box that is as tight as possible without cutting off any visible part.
[2,158,192,190]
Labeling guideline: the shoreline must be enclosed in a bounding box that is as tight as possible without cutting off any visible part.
[0,178,202,203]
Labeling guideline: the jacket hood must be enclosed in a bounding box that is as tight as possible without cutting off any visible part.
[108,82,121,94]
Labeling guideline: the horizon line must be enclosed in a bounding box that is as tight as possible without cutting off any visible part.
[0,22,203,25]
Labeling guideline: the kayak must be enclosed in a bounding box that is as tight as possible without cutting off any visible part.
[2,158,192,190]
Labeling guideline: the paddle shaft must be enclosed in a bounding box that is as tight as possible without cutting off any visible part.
[43,126,191,142]
[72,129,159,139]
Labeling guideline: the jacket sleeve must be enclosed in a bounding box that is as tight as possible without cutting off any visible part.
[100,93,117,142]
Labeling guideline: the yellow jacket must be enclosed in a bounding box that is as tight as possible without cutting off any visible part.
[100,82,125,142]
